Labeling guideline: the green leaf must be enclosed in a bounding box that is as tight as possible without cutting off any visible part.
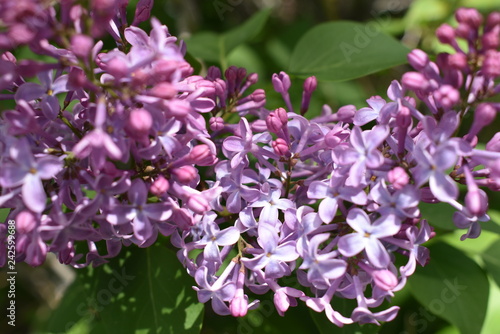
[288,21,409,82]
[484,210,500,235]
[43,243,204,334]
[185,9,271,67]
[482,239,500,288]
[419,202,457,230]
[409,242,489,334]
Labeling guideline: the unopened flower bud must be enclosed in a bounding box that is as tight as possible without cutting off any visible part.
[189,144,216,166]
[150,175,169,196]
[16,210,36,234]
[483,50,500,78]
[272,71,291,93]
[170,165,198,184]
[486,12,500,31]
[465,188,488,217]
[408,49,429,71]
[396,106,411,128]
[474,103,497,128]
[266,112,284,133]
[446,53,467,71]
[71,34,94,59]
[128,108,152,135]
[482,28,500,50]
[401,72,429,91]
[247,73,258,85]
[106,57,128,79]
[186,193,210,214]
[272,138,290,157]
[336,104,356,122]
[149,82,177,99]
[373,269,398,291]
[388,167,409,190]
[132,0,153,26]
[167,99,191,117]
[209,117,224,131]
[455,7,483,28]
[433,85,460,109]
[436,24,456,44]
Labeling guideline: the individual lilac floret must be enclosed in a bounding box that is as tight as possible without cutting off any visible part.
[0,139,62,213]
[307,173,367,223]
[193,265,237,316]
[242,223,298,279]
[297,233,347,289]
[336,125,389,187]
[106,179,172,243]
[338,208,400,268]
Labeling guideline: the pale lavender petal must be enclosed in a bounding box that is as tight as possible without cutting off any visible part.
[52,74,69,94]
[133,212,152,241]
[102,132,123,159]
[223,137,245,152]
[129,179,147,205]
[307,180,330,199]
[273,242,299,262]
[15,82,45,102]
[107,206,137,225]
[353,107,379,126]
[22,174,46,213]
[318,196,338,223]
[191,97,215,113]
[0,163,27,187]
[124,26,150,46]
[216,227,240,246]
[203,241,221,262]
[365,125,389,151]
[429,172,458,202]
[350,126,365,151]
[338,234,365,257]
[365,239,390,268]
[434,145,457,171]
[36,156,62,179]
[41,95,60,120]
[144,203,172,221]
[346,208,371,233]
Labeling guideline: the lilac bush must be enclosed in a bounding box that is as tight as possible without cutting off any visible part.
[1,1,500,328]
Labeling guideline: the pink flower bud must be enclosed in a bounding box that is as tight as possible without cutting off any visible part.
[167,99,191,117]
[474,103,497,128]
[486,12,500,30]
[106,57,128,79]
[455,23,473,40]
[448,53,468,70]
[273,289,290,316]
[71,34,94,59]
[247,73,258,85]
[149,82,177,99]
[483,50,500,78]
[209,117,224,131]
[132,0,153,26]
[401,72,429,91]
[230,286,248,317]
[150,175,169,196]
[272,138,290,157]
[128,108,152,135]
[16,210,36,234]
[436,24,456,44]
[250,89,266,102]
[455,7,483,28]
[433,85,460,109]
[372,269,398,291]
[388,167,409,190]
[396,106,411,128]
[272,71,291,93]
[336,104,356,122]
[186,193,210,214]
[170,165,198,184]
[266,111,284,133]
[303,76,317,93]
[465,188,488,217]
[482,28,500,50]
[189,144,216,166]
[408,49,429,71]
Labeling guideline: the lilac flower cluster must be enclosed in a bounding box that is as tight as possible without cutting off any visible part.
[1,2,499,327]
